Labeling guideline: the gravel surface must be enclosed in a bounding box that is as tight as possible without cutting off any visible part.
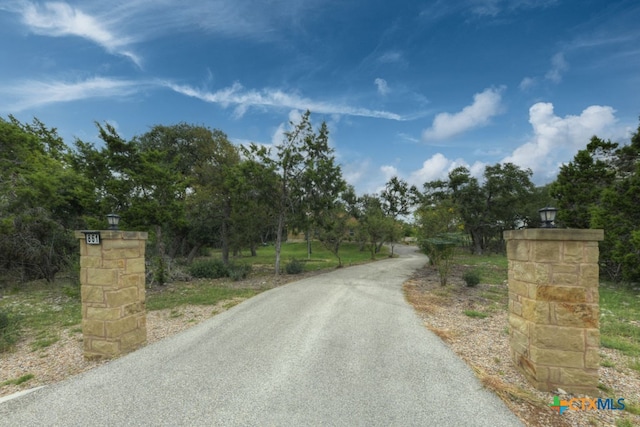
[2,252,637,426]
[404,265,640,427]
[1,273,315,399]
[0,249,522,426]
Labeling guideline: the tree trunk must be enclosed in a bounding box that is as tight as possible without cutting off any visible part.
[470,229,483,255]
[155,225,166,285]
[221,199,231,265]
[186,243,202,264]
[250,244,257,257]
[275,211,285,276]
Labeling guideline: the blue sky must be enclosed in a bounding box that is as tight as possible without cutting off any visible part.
[1,0,638,195]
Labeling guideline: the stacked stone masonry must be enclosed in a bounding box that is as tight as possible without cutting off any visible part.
[503,229,604,395]
[75,230,148,359]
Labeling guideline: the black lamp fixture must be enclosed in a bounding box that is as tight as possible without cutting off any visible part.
[106,213,120,230]
[538,206,558,228]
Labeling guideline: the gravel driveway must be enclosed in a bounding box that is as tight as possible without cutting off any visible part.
[0,247,521,426]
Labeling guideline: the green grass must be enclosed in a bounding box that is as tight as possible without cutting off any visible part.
[463,309,489,319]
[213,241,389,272]
[0,278,82,351]
[146,284,259,311]
[625,402,640,416]
[600,286,640,357]
[617,418,635,427]
[1,241,387,352]
[0,374,35,387]
[451,254,640,359]
[600,358,615,368]
[454,252,508,285]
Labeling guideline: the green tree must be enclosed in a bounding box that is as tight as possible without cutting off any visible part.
[415,200,462,286]
[227,159,279,257]
[550,120,640,283]
[588,123,640,282]
[549,137,618,228]
[380,176,416,256]
[245,111,344,275]
[355,194,395,259]
[419,163,535,255]
[315,203,350,267]
[73,123,240,280]
[0,117,87,282]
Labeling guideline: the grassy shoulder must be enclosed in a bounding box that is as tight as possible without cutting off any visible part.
[212,240,390,271]
[434,252,640,362]
[405,251,640,426]
[0,241,389,354]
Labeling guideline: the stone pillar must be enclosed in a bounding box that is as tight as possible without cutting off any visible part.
[504,229,604,395]
[75,230,148,359]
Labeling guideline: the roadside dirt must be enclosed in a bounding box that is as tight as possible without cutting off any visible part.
[404,264,640,427]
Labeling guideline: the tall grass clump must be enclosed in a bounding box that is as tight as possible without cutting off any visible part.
[228,263,252,281]
[0,310,21,353]
[285,259,305,275]
[463,270,481,287]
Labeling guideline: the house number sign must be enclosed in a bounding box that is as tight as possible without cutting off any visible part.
[84,232,101,245]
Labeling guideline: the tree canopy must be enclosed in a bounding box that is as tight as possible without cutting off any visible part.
[2,113,639,287]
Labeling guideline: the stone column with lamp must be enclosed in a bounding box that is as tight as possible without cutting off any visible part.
[75,215,148,359]
[504,207,604,395]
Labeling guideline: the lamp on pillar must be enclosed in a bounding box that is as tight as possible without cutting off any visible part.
[538,206,558,228]
[106,214,120,230]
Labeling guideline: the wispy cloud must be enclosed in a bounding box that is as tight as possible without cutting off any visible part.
[545,52,568,83]
[518,52,568,91]
[17,1,141,66]
[420,0,558,22]
[162,81,406,120]
[377,51,404,64]
[1,74,411,120]
[10,0,327,68]
[422,87,504,141]
[374,78,390,96]
[519,76,536,91]
[0,77,142,112]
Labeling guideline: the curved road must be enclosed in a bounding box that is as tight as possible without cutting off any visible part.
[0,246,521,426]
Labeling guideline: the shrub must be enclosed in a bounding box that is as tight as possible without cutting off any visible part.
[168,265,193,282]
[463,270,481,287]
[419,235,460,286]
[190,259,228,279]
[285,258,305,275]
[228,263,252,281]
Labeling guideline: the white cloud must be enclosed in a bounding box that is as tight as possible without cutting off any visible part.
[545,52,568,83]
[519,77,536,91]
[0,77,142,112]
[341,158,379,194]
[409,153,451,184]
[471,0,501,17]
[377,51,403,64]
[374,78,390,96]
[164,81,406,120]
[502,102,620,180]
[407,153,487,188]
[18,2,141,66]
[380,165,398,181]
[422,87,505,141]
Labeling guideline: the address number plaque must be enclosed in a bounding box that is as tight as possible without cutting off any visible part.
[84,232,101,245]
